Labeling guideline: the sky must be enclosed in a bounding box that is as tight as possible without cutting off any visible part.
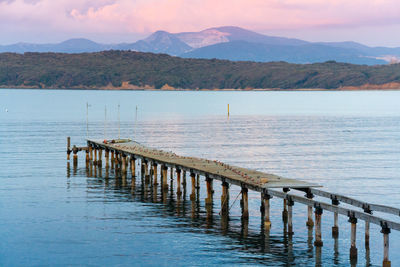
[1,0,400,47]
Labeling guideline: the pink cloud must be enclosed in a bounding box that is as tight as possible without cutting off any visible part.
[1,0,400,44]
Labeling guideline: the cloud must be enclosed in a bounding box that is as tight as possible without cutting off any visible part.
[1,0,400,42]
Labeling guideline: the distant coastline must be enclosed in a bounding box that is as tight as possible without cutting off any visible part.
[2,51,400,91]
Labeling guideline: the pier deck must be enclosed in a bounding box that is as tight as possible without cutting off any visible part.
[88,139,319,191]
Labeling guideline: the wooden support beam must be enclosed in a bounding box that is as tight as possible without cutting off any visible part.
[153,163,158,185]
[110,151,114,168]
[263,192,272,229]
[121,154,127,173]
[89,145,93,162]
[382,226,391,267]
[105,149,109,168]
[131,157,136,178]
[221,182,229,215]
[349,215,358,261]
[241,187,249,220]
[287,197,294,235]
[190,172,196,201]
[305,190,314,227]
[162,165,168,191]
[365,221,370,247]
[67,137,71,160]
[144,160,149,177]
[205,177,213,206]
[72,145,78,167]
[98,149,102,167]
[176,169,182,197]
[86,148,89,165]
[314,205,323,247]
[93,148,97,165]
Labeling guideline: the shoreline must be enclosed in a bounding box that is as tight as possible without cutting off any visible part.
[1,86,400,92]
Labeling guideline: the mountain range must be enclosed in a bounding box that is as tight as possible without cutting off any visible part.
[1,26,400,65]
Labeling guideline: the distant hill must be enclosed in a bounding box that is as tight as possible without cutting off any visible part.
[1,50,400,90]
[1,26,400,65]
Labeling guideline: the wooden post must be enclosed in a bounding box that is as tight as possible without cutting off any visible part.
[176,169,182,197]
[314,205,323,247]
[144,160,149,176]
[131,157,136,178]
[332,197,339,237]
[190,172,196,201]
[282,188,289,222]
[89,145,93,162]
[85,148,89,165]
[349,215,358,261]
[121,155,127,174]
[67,137,71,160]
[93,147,98,165]
[162,165,168,191]
[241,187,249,220]
[365,221,370,247]
[205,177,213,206]
[110,151,114,168]
[153,163,158,185]
[263,192,272,229]
[104,149,109,168]
[305,190,314,227]
[196,174,200,189]
[72,145,78,167]
[221,182,229,215]
[98,149,102,167]
[287,197,294,235]
[382,226,391,267]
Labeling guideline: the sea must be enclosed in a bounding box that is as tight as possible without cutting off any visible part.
[0,89,400,266]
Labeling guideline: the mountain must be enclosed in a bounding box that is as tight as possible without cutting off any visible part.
[118,31,192,55]
[176,26,308,48]
[182,40,386,65]
[0,38,109,53]
[1,26,400,65]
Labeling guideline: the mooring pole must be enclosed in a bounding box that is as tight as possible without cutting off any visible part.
[162,165,168,191]
[282,188,289,222]
[131,157,136,178]
[98,148,102,167]
[332,197,340,237]
[105,149,109,169]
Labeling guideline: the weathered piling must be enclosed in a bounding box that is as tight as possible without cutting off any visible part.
[221,182,229,215]
[314,205,323,247]
[205,176,213,206]
[287,197,294,235]
[349,214,358,261]
[262,192,272,229]
[382,225,391,267]
[152,163,158,185]
[241,187,249,220]
[98,148,103,167]
[305,190,314,227]
[190,173,196,201]
[67,137,71,160]
[105,149,109,168]
[162,165,168,191]
[176,169,182,197]
[72,145,78,166]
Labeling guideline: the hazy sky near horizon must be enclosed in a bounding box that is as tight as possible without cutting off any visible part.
[1,0,400,47]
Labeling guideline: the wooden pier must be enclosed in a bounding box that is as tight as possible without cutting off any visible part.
[68,138,400,267]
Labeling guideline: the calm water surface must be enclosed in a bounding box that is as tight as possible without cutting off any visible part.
[0,89,400,266]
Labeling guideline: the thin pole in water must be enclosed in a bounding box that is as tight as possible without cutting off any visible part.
[86,102,89,138]
[104,105,107,140]
[118,103,120,140]
[228,104,230,117]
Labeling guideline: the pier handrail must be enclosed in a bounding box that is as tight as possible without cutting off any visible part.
[267,189,400,231]
[297,188,400,217]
